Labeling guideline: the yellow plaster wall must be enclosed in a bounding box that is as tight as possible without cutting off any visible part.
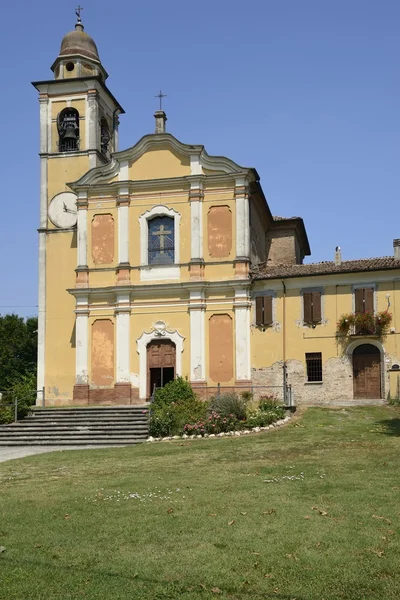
[128,148,191,180]
[47,155,90,201]
[44,232,76,401]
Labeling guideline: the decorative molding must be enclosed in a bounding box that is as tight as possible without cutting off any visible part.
[68,133,256,189]
[136,323,185,399]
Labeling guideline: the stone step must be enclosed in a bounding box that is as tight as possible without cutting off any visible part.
[0,422,148,426]
[0,438,145,446]
[25,410,148,415]
[31,406,149,412]
[0,427,148,435]
[0,419,148,431]
[0,404,150,446]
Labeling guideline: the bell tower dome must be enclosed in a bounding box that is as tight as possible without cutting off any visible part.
[51,10,108,82]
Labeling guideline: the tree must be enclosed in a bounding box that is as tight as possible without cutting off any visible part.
[0,315,38,391]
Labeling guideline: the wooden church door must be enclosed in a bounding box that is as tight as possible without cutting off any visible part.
[147,340,176,397]
[353,344,381,399]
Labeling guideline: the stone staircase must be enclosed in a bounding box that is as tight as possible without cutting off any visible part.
[0,406,149,446]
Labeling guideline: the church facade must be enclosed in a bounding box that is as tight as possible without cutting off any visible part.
[33,16,400,407]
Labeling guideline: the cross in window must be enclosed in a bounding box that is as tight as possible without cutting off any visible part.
[153,223,172,253]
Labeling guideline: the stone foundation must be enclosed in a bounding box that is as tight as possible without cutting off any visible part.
[252,353,396,405]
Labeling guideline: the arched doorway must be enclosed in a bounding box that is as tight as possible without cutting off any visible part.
[147,340,176,397]
[352,344,381,399]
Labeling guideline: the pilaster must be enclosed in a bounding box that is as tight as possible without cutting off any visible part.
[115,292,132,402]
[234,177,250,278]
[189,289,206,384]
[36,95,49,404]
[234,287,251,382]
[73,294,89,402]
[76,192,89,288]
[117,194,131,284]
[189,180,204,279]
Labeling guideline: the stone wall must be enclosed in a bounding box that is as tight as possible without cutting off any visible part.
[252,353,395,405]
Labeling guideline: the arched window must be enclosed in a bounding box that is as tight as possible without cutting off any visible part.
[100,117,111,158]
[57,108,80,152]
[148,216,174,265]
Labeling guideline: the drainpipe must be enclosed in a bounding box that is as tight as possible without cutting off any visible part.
[281,279,287,404]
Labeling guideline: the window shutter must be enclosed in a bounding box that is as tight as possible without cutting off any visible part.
[312,292,322,323]
[303,293,312,323]
[263,296,273,325]
[255,297,263,325]
[355,288,364,313]
[364,288,374,313]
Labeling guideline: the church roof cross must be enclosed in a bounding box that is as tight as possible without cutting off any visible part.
[155,90,167,111]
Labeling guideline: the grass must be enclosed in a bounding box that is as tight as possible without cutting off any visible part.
[0,406,399,600]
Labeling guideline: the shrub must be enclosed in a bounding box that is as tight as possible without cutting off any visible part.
[152,377,196,408]
[258,396,285,414]
[0,373,36,424]
[209,392,247,421]
[183,411,238,436]
[245,409,281,428]
[149,378,208,437]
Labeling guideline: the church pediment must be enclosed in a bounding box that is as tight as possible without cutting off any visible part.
[68,133,254,190]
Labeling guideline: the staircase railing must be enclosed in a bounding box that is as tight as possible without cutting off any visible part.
[0,387,45,423]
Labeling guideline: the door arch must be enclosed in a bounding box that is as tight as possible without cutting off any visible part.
[147,340,176,397]
[352,344,381,399]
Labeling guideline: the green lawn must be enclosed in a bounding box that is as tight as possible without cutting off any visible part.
[0,406,399,600]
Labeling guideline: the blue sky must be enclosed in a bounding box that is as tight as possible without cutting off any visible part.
[0,1,398,317]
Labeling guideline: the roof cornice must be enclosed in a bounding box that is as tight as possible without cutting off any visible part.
[67,133,256,189]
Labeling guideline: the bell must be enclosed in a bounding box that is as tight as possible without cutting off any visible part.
[63,126,78,140]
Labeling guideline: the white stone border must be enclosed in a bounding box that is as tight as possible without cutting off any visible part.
[136,327,185,399]
[146,416,291,442]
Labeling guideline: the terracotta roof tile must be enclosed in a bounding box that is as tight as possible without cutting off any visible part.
[252,257,400,280]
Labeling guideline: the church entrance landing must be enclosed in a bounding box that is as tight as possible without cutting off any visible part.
[147,340,176,397]
[352,344,381,400]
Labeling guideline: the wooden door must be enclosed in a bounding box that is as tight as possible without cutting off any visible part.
[353,345,381,399]
[147,340,176,396]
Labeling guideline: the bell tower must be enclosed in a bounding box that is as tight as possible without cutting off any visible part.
[32,11,124,403]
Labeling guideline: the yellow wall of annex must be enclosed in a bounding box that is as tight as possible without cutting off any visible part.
[251,273,400,371]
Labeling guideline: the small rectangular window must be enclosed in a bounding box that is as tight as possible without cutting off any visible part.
[303,292,322,324]
[255,295,273,326]
[306,352,323,382]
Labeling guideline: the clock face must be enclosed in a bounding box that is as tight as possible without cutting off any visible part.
[48,192,78,228]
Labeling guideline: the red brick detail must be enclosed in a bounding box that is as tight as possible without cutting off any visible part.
[89,388,115,405]
[130,387,142,405]
[114,383,131,405]
[73,384,89,402]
